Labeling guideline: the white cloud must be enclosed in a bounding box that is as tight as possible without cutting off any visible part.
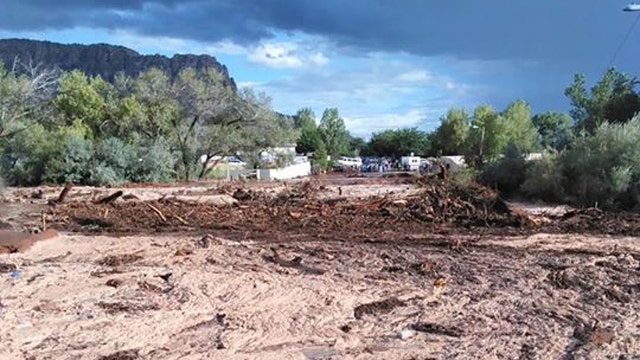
[109,30,251,57]
[396,70,431,82]
[236,81,264,88]
[247,42,304,68]
[309,52,329,66]
[246,41,331,68]
[205,41,248,55]
[344,109,428,137]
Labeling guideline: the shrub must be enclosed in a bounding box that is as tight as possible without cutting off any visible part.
[1,123,54,186]
[89,137,136,185]
[130,137,177,183]
[43,128,94,184]
[559,117,640,209]
[520,152,566,202]
[479,144,528,196]
[451,166,476,187]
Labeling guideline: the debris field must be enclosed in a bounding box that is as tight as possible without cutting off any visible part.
[0,176,639,359]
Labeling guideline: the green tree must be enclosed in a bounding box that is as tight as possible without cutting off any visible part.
[53,70,107,136]
[348,136,368,156]
[311,141,329,169]
[292,107,329,155]
[465,101,539,169]
[465,104,504,168]
[565,67,640,134]
[134,67,179,140]
[531,111,573,150]
[500,99,539,154]
[294,107,316,129]
[318,107,349,158]
[296,126,324,154]
[368,127,429,158]
[429,107,469,156]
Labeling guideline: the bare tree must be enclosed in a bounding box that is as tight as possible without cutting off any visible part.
[0,59,59,139]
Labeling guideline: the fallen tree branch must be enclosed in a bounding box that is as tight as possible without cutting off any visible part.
[95,191,124,204]
[146,203,167,223]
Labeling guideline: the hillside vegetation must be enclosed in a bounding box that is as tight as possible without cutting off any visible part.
[0,62,297,185]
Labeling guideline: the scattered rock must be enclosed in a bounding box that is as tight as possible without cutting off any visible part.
[399,329,415,340]
[98,349,139,360]
[96,253,143,267]
[354,297,405,320]
[156,272,172,282]
[175,248,193,256]
[0,262,17,273]
[195,235,211,248]
[105,279,123,288]
[339,324,352,333]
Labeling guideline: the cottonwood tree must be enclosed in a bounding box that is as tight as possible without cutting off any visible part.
[294,107,317,129]
[196,87,297,177]
[465,101,539,169]
[0,61,57,139]
[368,128,429,158]
[465,104,503,168]
[318,107,349,158]
[429,107,470,156]
[133,67,179,140]
[235,89,297,169]
[565,67,640,134]
[53,70,108,136]
[293,107,323,154]
[170,67,237,180]
[532,111,573,150]
[500,99,539,154]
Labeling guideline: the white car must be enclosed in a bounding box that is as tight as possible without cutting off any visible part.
[336,156,362,168]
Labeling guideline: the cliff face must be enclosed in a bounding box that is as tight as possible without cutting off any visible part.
[0,38,236,89]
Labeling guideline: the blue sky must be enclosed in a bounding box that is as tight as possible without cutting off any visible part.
[1,0,640,138]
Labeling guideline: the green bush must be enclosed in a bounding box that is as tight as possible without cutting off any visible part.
[520,152,566,202]
[43,126,94,184]
[89,137,137,185]
[451,166,477,186]
[559,117,640,209]
[130,137,177,183]
[1,123,54,186]
[479,144,529,196]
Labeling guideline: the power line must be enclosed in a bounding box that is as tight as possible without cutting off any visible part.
[606,13,640,70]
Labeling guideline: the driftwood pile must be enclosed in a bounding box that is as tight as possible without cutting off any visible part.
[45,179,531,236]
[44,178,640,236]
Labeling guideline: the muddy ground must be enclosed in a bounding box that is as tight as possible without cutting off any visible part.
[1,175,639,360]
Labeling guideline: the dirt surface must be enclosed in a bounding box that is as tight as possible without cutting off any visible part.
[1,175,640,359]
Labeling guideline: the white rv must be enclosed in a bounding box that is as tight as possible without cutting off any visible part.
[400,153,421,171]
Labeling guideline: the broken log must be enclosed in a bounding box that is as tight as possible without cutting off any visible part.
[95,191,124,204]
[49,181,73,205]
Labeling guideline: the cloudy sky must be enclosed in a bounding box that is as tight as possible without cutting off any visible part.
[1,1,640,137]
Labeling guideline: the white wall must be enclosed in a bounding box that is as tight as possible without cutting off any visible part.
[257,161,311,181]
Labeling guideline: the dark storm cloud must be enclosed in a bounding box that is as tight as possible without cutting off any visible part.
[0,0,634,62]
